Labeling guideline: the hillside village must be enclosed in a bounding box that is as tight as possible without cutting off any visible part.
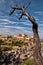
[0,34,43,65]
[0,34,34,48]
[0,34,33,43]
[0,34,43,50]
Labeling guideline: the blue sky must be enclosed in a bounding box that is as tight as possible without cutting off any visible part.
[0,0,43,39]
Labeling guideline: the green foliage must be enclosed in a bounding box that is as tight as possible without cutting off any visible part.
[1,46,13,51]
[12,41,28,46]
[23,59,36,65]
[6,46,13,51]
[12,41,23,46]
[0,39,4,45]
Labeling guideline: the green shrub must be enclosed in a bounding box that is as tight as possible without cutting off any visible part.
[0,39,4,45]
[2,46,13,51]
[23,59,36,65]
[12,41,28,46]
[12,41,23,46]
[6,46,13,51]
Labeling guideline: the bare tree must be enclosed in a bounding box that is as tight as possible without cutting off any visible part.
[9,1,43,65]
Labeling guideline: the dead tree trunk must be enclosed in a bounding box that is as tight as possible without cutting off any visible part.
[9,6,43,65]
[32,19,43,65]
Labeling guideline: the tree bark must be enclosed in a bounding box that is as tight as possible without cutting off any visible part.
[32,21,43,65]
[10,6,43,65]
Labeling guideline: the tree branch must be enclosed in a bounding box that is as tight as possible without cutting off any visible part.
[25,1,31,9]
[9,9,15,15]
[19,13,23,20]
[9,6,36,24]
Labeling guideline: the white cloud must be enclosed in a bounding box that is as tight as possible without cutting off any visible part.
[0,19,12,23]
[4,25,31,31]
[0,25,43,39]
[0,18,32,26]
[0,18,16,24]
[0,28,11,35]
[0,23,8,25]
[39,24,43,27]
[34,11,43,15]
[0,16,43,39]
[0,27,32,36]
[22,22,32,26]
